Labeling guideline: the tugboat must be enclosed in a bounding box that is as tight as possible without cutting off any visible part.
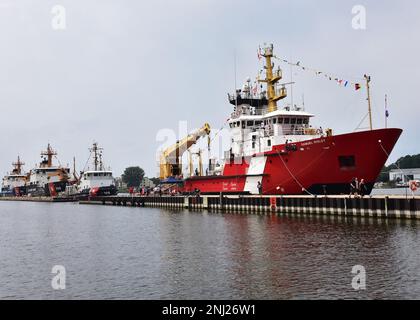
[77,142,117,197]
[159,44,402,195]
[26,144,71,197]
[1,156,27,197]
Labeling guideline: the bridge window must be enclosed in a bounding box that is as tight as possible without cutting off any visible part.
[284,118,290,124]
[247,121,253,127]
[303,118,309,125]
[273,118,277,124]
[297,118,303,124]
[291,118,297,125]
[278,118,284,124]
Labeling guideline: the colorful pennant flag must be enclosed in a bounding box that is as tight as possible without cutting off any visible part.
[269,55,365,91]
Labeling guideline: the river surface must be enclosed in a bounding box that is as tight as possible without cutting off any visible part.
[0,201,419,300]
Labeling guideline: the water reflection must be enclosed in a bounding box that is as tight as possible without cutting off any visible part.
[0,202,419,299]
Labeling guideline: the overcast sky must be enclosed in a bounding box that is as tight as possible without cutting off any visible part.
[0,0,419,177]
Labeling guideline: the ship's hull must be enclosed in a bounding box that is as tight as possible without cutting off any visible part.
[1,186,27,197]
[183,128,402,195]
[26,181,69,197]
[80,185,118,197]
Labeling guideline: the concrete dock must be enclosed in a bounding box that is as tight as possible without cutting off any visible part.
[79,195,420,220]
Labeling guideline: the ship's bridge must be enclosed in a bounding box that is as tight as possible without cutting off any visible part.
[228,108,316,136]
[227,107,322,157]
[262,109,315,136]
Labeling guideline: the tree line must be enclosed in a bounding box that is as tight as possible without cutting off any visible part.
[377,154,420,182]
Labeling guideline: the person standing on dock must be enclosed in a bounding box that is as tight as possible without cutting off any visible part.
[350,178,357,197]
[257,181,263,195]
[355,178,360,197]
[359,179,367,197]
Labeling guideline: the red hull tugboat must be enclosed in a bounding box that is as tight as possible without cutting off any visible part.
[161,44,402,195]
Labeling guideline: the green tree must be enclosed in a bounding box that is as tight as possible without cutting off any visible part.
[122,166,145,188]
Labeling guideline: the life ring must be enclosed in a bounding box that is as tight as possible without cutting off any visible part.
[409,180,419,192]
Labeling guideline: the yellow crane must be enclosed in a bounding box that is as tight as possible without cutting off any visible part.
[159,123,211,180]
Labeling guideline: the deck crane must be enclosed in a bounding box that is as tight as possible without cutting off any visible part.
[159,123,211,180]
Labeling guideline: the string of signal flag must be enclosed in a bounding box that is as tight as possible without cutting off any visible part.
[257,48,363,91]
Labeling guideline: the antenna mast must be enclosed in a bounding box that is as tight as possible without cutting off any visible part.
[234,50,238,111]
[90,142,103,171]
[290,58,294,109]
[12,156,25,175]
[385,94,388,129]
[41,144,57,167]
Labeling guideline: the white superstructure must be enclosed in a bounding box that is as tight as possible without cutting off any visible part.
[26,144,70,189]
[79,170,115,192]
[77,142,116,194]
[227,103,324,158]
[1,156,27,192]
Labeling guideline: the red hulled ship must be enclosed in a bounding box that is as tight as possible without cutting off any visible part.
[161,44,402,195]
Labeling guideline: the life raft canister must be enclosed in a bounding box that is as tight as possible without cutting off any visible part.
[90,187,100,197]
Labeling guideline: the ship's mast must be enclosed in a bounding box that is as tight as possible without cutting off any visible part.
[90,142,103,171]
[99,152,103,171]
[258,44,287,113]
[364,74,373,130]
[72,156,79,181]
[385,94,388,129]
[41,144,57,167]
[12,156,25,175]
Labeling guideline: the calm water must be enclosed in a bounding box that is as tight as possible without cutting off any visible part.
[0,201,419,300]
